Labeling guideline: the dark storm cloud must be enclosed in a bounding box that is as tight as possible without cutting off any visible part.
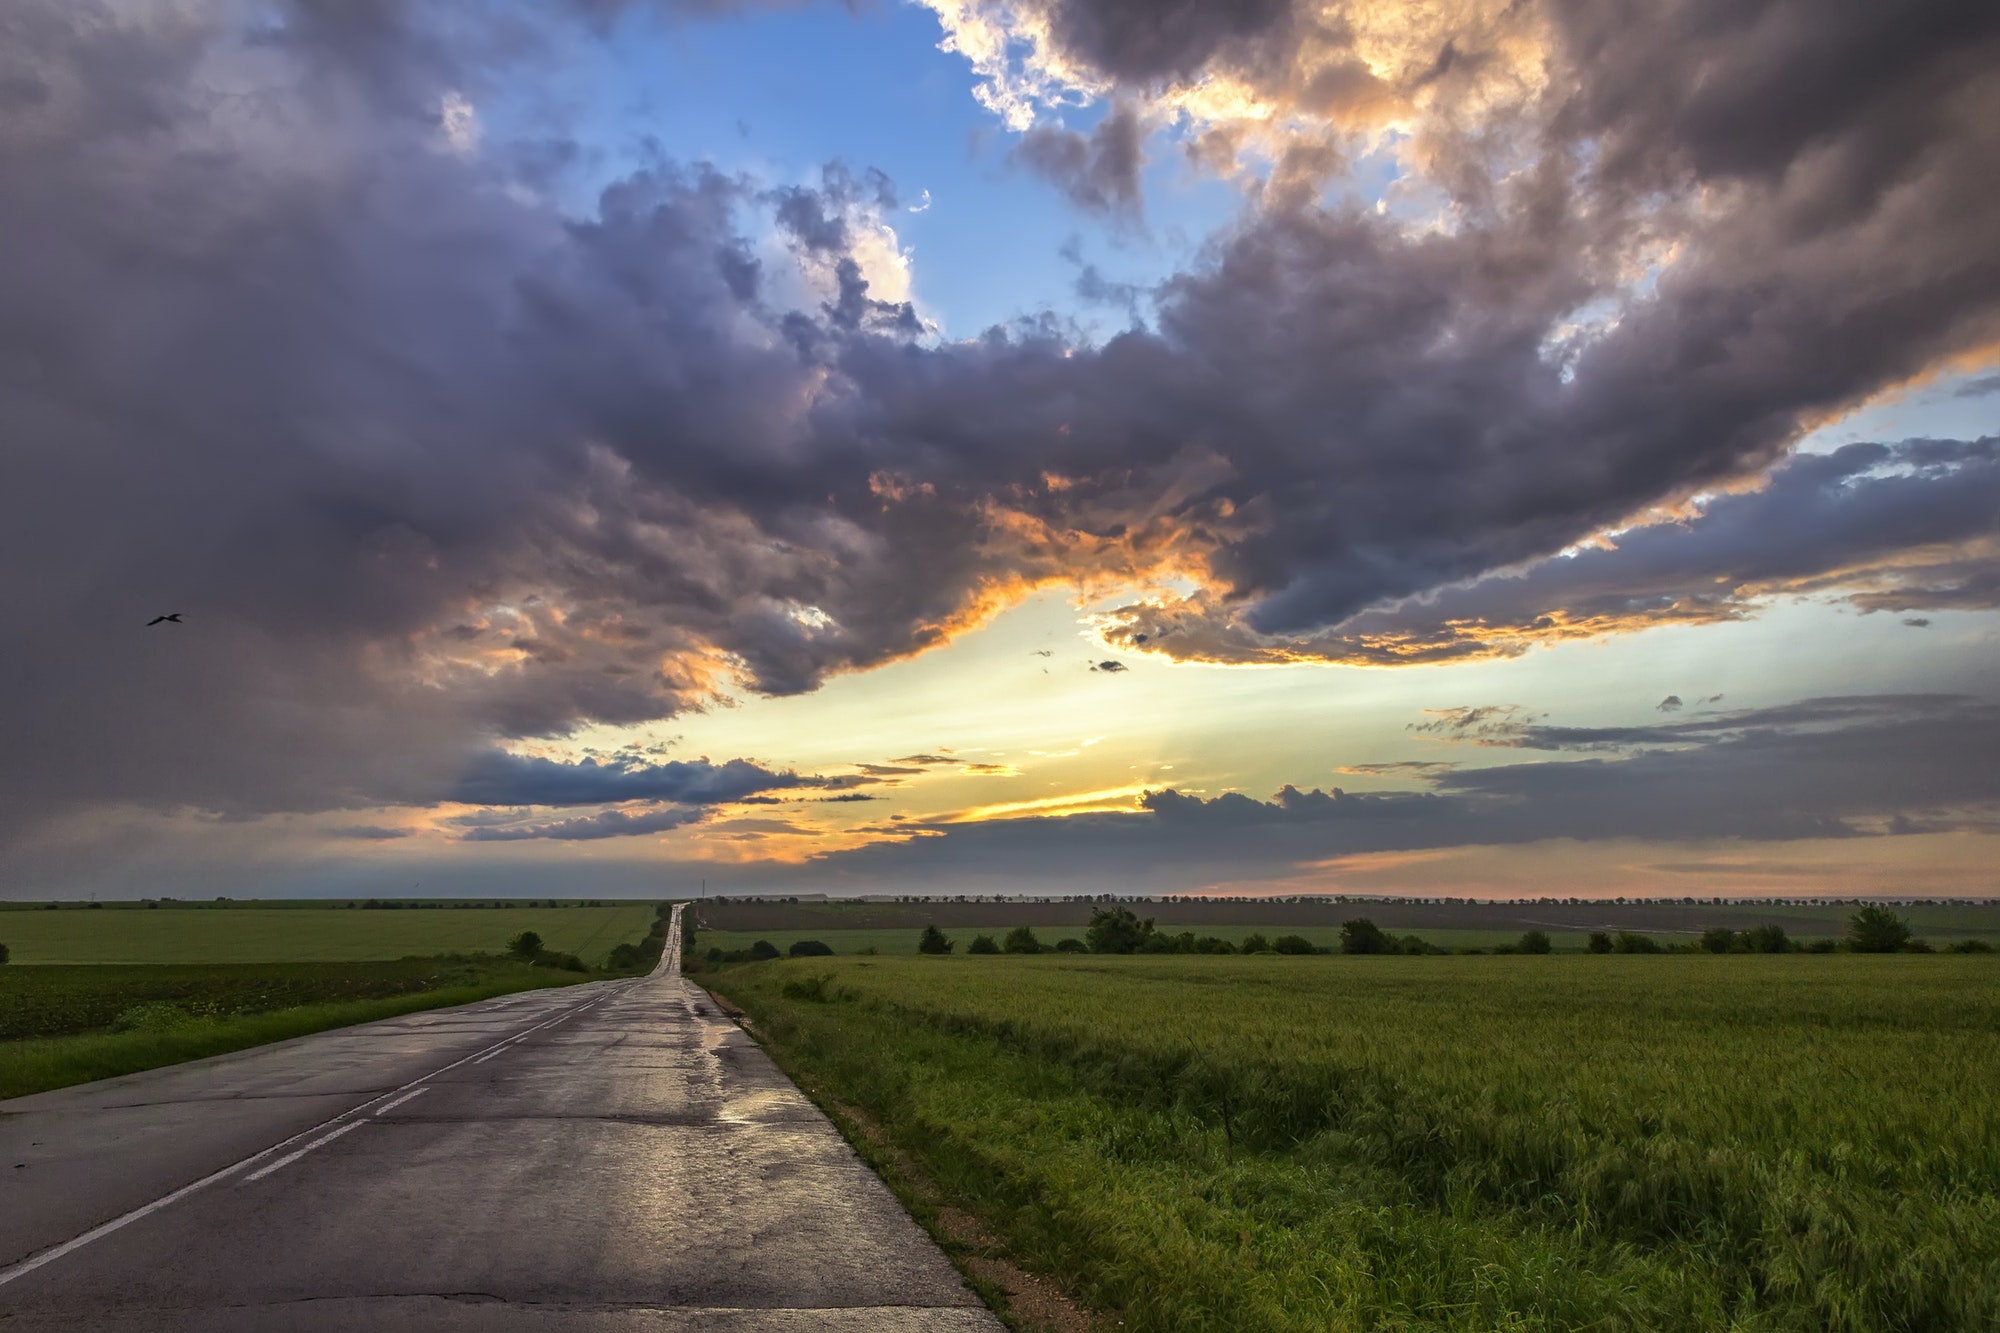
[1099,439,2000,663]
[0,0,990,841]
[941,0,2000,633]
[3,0,1999,855]
[450,753,805,806]
[1013,104,1146,219]
[1037,0,1294,86]
[818,694,2000,882]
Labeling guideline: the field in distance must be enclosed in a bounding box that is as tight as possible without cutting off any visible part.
[710,952,2000,1331]
[694,925,1601,955]
[0,902,656,966]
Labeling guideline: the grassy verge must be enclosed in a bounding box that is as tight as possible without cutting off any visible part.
[0,959,594,1100]
[705,954,2000,1332]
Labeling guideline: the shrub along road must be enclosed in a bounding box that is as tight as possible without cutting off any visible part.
[0,909,996,1331]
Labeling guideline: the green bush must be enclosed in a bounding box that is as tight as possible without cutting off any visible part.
[1742,923,1790,953]
[1086,907,1155,954]
[1273,934,1318,955]
[1808,938,1839,954]
[781,973,850,1003]
[0,942,9,965]
[918,924,954,955]
[1053,938,1085,953]
[749,940,782,962]
[1340,919,1390,954]
[788,939,835,958]
[1241,933,1273,954]
[507,930,544,960]
[1613,931,1663,954]
[1587,931,1613,954]
[1003,926,1043,954]
[531,950,587,972]
[1949,938,1995,953]
[1518,930,1553,955]
[967,934,1000,955]
[1848,905,1912,953]
[1699,927,1738,954]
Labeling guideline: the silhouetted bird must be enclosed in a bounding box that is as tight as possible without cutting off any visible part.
[146,614,184,626]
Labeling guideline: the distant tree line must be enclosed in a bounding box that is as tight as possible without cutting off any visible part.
[681,904,1994,966]
[917,905,1991,958]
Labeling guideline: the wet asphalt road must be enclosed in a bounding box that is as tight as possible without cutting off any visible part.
[0,911,998,1331]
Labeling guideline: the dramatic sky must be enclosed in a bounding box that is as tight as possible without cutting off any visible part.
[4,0,1997,900]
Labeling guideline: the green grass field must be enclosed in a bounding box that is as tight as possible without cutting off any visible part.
[0,905,655,966]
[0,957,594,1099]
[706,953,2000,1332]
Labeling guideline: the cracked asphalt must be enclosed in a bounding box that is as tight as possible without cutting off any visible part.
[0,910,999,1331]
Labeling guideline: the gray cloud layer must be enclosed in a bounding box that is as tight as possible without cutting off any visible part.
[1,0,1996,846]
[451,753,806,807]
[819,695,2000,883]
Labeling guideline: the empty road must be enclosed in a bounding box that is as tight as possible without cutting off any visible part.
[0,910,998,1330]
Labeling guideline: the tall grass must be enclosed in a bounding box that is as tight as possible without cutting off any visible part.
[711,954,2000,1331]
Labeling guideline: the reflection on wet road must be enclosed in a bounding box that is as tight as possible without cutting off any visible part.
[0,908,997,1331]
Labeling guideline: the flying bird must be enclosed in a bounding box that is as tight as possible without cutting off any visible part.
[146,613,184,626]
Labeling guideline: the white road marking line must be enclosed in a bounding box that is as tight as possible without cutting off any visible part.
[241,1120,365,1183]
[372,1086,431,1116]
[0,984,617,1290]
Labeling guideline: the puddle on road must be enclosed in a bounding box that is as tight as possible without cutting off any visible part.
[717,1087,801,1125]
